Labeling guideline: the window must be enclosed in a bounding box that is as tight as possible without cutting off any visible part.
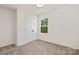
[40,16,48,33]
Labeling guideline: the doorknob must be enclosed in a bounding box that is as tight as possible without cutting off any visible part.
[32,30,34,32]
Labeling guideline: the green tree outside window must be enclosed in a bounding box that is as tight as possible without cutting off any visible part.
[41,17,48,33]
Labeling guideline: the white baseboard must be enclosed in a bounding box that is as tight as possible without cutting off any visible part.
[16,39,36,46]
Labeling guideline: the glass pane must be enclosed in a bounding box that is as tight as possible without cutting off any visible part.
[40,16,48,33]
[41,27,48,33]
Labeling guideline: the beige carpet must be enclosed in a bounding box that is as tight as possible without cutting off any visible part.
[0,40,79,55]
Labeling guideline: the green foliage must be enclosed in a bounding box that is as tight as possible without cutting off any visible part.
[41,18,48,26]
[41,27,48,33]
[41,17,48,33]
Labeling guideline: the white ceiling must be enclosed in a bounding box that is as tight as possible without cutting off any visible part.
[0,4,68,14]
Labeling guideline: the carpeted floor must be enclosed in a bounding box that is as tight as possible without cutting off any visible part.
[0,40,79,55]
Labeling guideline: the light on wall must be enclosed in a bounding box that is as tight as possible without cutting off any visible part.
[36,4,44,7]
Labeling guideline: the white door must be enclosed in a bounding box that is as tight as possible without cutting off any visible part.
[24,15,38,42]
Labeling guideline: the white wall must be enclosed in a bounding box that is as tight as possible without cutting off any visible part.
[17,8,26,46]
[0,7,16,47]
[41,5,79,49]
